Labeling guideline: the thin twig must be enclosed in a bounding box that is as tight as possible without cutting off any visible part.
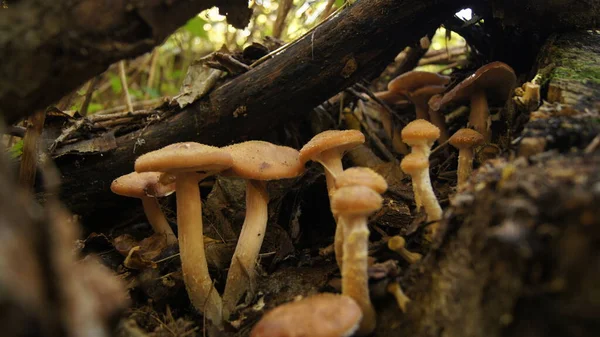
[118,60,134,112]
[79,76,101,116]
[351,108,397,163]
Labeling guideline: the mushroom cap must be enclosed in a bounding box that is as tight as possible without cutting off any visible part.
[135,142,233,174]
[374,90,410,105]
[330,185,383,217]
[430,61,517,111]
[250,293,362,337]
[388,71,450,94]
[449,128,485,150]
[400,153,429,175]
[335,167,388,194]
[223,141,304,180]
[401,119,440,146]
[299,130,365,165]
[387,235,406,251]
[111,172,175,198]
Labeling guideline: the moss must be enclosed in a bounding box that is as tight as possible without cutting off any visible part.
[544,37,600,85]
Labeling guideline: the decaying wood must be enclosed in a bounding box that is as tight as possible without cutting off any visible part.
[373,31,600,337]
[0,0,252,125]
[51,0,471,227]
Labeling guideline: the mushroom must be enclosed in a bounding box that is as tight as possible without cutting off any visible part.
[388,71,450,120]
[429,61,517,141]
[448,128,484,187]
[401,119,441,158]
[110,172,177,245]
[299,130,365,267]
[135,142,233,325]
[387,235,422,264]
[400,153,442,239]
[387,282,411,313]
[331,185,384,336]
[334,167,388,269]
[250,293,362,337]
[401,119,440,210]
[299,130,365,195]
[221,141,304,318]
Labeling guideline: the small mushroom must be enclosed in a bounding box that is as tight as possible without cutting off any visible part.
[448,128,484,187]
[300,130,365,267]
[110,172,177,245]
[400,153,442,239]
[401,119,440,210]
[430,61,517,141]
[333,167,388,269]
[331,185,384,336]
[401,119,441,158]
[388,71,450,120]
[221,141,305,319]
[387,282,411,313]
[387,235,422,264]
[135,142,233,325]
[250,293,362,337]
[300,130,365,195]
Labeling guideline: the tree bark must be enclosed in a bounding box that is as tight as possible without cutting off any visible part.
[48,0,470,228]
[0,0,251,125]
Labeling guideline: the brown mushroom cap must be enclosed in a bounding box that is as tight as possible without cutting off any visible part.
[111,172,175,199]
[449,128,485,150]
[388,71,450,94]
[223,141,304,180]
[331,185,383,217]
[334,167,388,194]
[250,293,362,337]
[374,90,410,105]
[299,130,365,165]
[400,119,440,147]
[429,61,517,111]
[400,153,429,175]
[135,142,233,174]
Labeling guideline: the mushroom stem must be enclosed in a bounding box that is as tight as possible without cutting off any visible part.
[342,215,376,336]
[428,109,450,144]
[457,147,474,186]
[141,197,177,245]
[387,282,410,313]
[414,102,430,120]
[469,89,490,141]
[176,173,222,325]
[317,149,344,196]
[417,168,443,235]
[223,180,269,319]
[316,149,345,268]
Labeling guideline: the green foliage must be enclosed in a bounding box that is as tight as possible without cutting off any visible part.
[144,87,161,98]
[87,103,104,113]
[8,140,23,159]
[109,73,122,94]
[184,16,209,39]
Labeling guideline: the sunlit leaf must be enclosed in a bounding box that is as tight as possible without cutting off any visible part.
[184,16,209,39]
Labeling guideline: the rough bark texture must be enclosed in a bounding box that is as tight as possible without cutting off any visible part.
[0,0,251,125]
[50,0,471,228]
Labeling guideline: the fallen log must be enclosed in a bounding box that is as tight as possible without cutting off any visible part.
[50,0,471,227]
[0,0,251,125]
[375,31,600,337]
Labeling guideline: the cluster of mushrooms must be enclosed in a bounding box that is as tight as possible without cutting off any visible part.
[110,61,517,337]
